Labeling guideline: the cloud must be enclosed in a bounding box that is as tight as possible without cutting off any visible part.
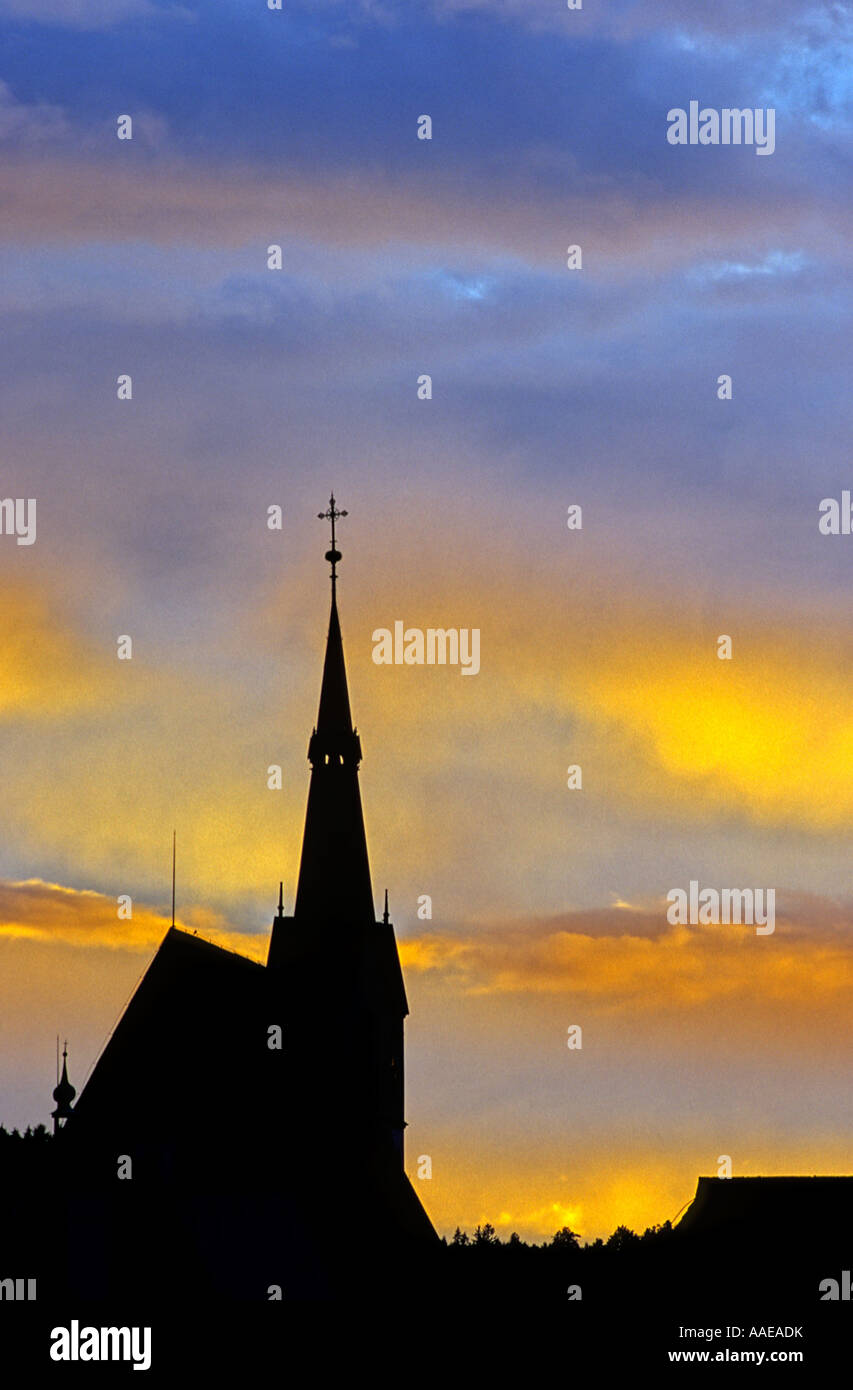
[430,0,844,41]
[272,0,845,41]
[0,581,122,719]
[401,895,853,1021]
[0,876,268,957]
[0,0,187,30]
[0,153,845,281]
[336,551,853,844]
[0,80,69,144]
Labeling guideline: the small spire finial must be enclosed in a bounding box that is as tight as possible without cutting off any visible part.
[277,881,284,918]
[171,829,176,928]
[317,493,348,584]
[52,1040,75,1133]
[383,888,390,924]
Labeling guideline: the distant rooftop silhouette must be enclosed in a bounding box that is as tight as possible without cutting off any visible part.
[678,1175,853,1239]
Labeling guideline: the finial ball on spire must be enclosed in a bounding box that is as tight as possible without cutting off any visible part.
[318,493,348,581]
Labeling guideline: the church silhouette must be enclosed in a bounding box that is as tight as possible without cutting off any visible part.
[5,501,853,1365]
[52,496,438,1303]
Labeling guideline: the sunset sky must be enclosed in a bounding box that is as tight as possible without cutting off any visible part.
[1,0,853,1242]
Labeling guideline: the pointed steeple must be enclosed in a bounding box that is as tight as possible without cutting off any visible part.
[307,581,362,771]
[293,497,375,927]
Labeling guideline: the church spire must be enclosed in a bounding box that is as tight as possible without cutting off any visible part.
[293,497,375,926]
[51,1040,76,1135]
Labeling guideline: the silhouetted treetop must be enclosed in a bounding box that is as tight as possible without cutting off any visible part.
[550,1226,581,1250]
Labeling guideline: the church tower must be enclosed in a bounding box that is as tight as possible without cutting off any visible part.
[268,497,409,1166]
[47,496,434,1303]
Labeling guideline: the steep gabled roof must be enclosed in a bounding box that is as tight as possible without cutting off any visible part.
[67,927,266,1164]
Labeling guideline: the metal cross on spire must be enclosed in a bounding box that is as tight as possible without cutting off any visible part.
[318,493,348,582]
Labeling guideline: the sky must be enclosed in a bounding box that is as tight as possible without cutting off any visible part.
[1,0,852,1242]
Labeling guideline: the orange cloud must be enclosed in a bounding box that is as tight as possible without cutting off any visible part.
[400,898,853,1024]
[0,581,121,718]
[0,877,268,960]
[554,612,853,830]
[341,558,853,837]
[0,571,307,903]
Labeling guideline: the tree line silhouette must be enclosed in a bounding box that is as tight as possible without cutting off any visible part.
[447,1219,674,1253]
[0,1122,674,1263]
[0,1118,844,1344]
